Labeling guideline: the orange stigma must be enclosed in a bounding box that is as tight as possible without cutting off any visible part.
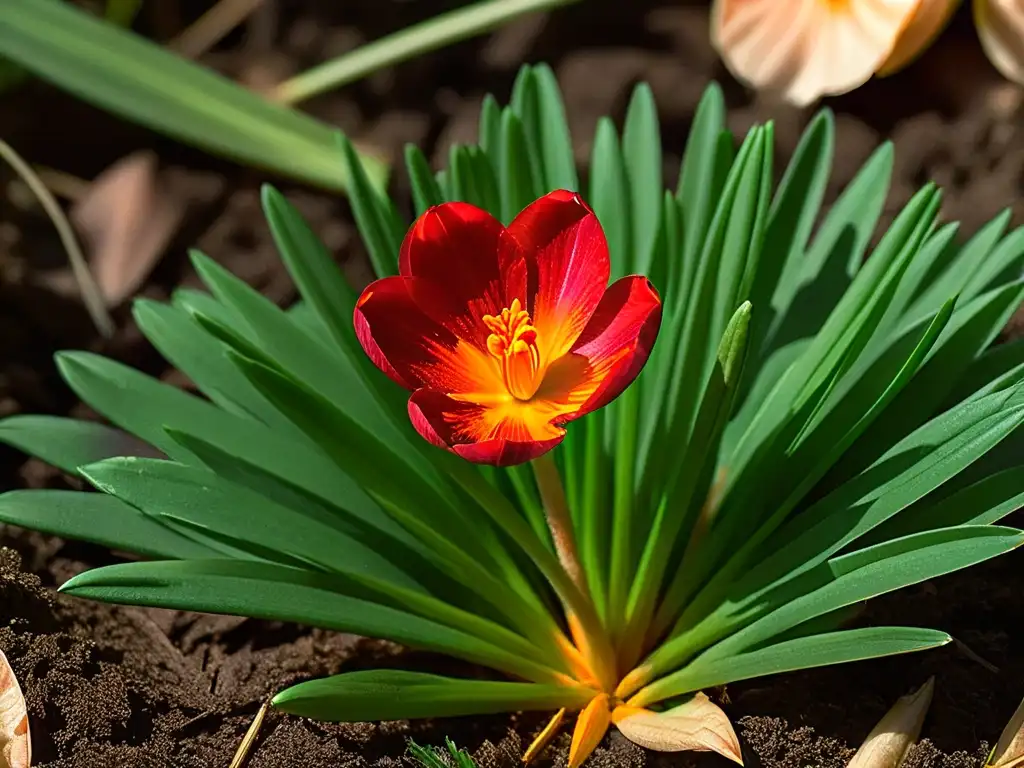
[484,298,541,400]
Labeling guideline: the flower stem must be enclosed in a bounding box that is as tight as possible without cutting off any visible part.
[532,452,586,592]
[0,139,114,338]
[273,0,581,105]
[532,452,618,691]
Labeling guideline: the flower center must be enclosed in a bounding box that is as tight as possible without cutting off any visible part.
[483,298,541,401]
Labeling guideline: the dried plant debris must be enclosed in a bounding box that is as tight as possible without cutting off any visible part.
[988,694,1024,768]
[70,151,186,307]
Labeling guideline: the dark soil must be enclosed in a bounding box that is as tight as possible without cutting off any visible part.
[3,1,1024,766]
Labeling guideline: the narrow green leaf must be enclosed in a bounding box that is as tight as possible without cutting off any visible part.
[745,110,833,372]
[261,185,411,430]
[962,224,1024,301]
[943,338,1024,409]
[85,456,564,674]
[661,385,1024,675]
[792,299,957,475]
[171,287,240,329]
[737,391,1024,617]
[478,94,501,163]
[864,466,1024,543]
[676,83,727,302]
[0,490,217,560]
[261,186,357,352]
[838,280,1024,478]
[881,222,960,335]
[0,415,160,475]
[448,144,472,203]
[226,351,559,644]
[466,146,502,219]
[0,0,385,192]
[622,83,661,275]
[711,124,771,350]
[641,128,764,477]
[634,628,949,706]
[588,117,630,279]
[790,185,940,414]
[405,145,445,215]
[81,457,418,585]
[508,65,545,197]
[132,299,302,435]
[577,411,611,618]
[53,351,404,544]
[908,210,1010,320]
[704,525,1022,662]
[59,560,557,683]
[188,250,415,454]
[409,739,478,768]
[225,351,483,556]
[273,670,590,721]
[532,63,578,192]
[160,426,488,613]
[766,142,894,355]
[338,135,401,276]
[635,303,753,641]
[499,110,538,224]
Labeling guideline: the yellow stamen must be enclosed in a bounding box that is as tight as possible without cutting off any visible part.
[522,708,566,764]
[483,298,541,400]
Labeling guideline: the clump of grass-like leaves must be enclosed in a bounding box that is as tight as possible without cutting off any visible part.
[2,64,1024,766]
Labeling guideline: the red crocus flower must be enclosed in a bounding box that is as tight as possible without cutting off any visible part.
[354,190,663,467]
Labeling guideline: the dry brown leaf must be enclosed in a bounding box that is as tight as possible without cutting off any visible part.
[848,677,934,768]
[70,150,186,307]
[612,692,743,765]
[990,695,1024,768]
[0,650,30,768]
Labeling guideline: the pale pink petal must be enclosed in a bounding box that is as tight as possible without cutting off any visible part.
[976,0,1024,85]
[713,0,923,106]
[878,0,959,75]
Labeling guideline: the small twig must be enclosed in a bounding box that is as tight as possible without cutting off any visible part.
[0,138,115,338]
[229,698,271,768]
[954,637,1000,673]
[32,166,91,202]
[169,0,265,59]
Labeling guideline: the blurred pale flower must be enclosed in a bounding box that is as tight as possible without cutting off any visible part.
[712,0,1024,105]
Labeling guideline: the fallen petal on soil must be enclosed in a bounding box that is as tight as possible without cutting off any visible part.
[70,150,186,307]
[612,692,743,764]
[848,677,934,768]
[0,649,30,768]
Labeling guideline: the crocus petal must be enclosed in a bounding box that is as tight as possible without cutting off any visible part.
[539,276,662,421]
[569,694,613,768]
[399,202,527,351]
[408,389,566,467]
[355,276,503,394]
[506,191,611,363]
[976,0,1024,85]
[714,0,921,106]
[877,0,958,75]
